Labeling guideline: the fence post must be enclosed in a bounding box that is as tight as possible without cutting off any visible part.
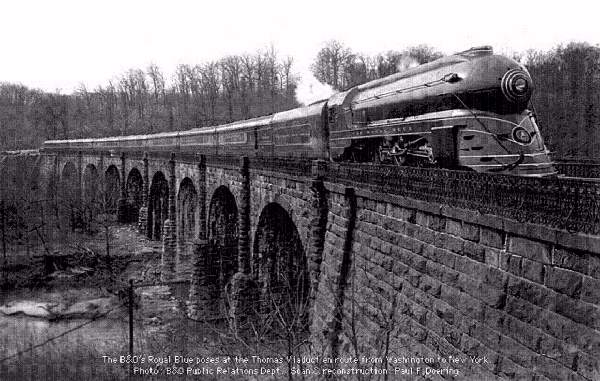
[128,279,134,377]
[40,202,45,242]
[1,199,6,282]
[1,200,6,264]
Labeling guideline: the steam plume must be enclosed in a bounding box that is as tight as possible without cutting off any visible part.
[396,56,420,72]
[295,71,335,106]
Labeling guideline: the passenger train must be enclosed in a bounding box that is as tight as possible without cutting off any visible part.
[42,46,557,177]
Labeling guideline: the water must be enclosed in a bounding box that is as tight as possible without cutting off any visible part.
[0,308,132,380]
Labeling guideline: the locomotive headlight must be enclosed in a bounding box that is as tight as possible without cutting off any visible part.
[501,69,532,103]
[512,127,532,144]
[513,77,528,93]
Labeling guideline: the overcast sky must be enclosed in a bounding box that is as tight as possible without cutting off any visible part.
[1,0,598,93]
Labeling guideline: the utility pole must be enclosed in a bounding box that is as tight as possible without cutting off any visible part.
[2,200,6,267]
[128,279,134,378]
[1,199,7,285]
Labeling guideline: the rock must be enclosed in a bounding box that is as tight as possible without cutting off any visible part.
[146,316,162,325]
[49,270,74,279]
[139,248,154,255]
[70,266,93,275]
[0,297,119,320]
[60,297,117,319]
[49,266,93,279]
[0,301,60,319]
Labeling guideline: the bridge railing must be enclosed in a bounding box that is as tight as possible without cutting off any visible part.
[325,162,600,235]
[553,161,600,179]
[249,156,313,178]
[204,154,240,170]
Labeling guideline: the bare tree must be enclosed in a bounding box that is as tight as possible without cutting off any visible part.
[311,40,354,90]
[240,54,255,118]
[264,46,279,113]
[221,56,241,122]
[402,44,443,64]
[146,64,164,133]
[281,56,295,105]
[199,62,220,125]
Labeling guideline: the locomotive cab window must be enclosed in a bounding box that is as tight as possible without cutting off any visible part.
[328,108,337,124]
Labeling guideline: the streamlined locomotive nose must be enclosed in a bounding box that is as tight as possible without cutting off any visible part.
[501,69,533,105]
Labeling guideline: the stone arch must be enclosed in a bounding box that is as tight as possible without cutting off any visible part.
[0,157,7,195]
[46,158,58,201]
[27,157,41,193]
[82,164,99,204]
[177,178,198,248]
[60,161,78,196]
[148,171,169,240]
[253,202,309,330]
[82,164,99,224]
[206,186,239,311]
[126,168,143,223]
[104,165,120,214]
[60,161,79,229]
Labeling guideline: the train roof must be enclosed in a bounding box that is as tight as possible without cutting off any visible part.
[272,102,326,124]
[215,114,273,132]
[178,127,214,137]
[143,131,180,139]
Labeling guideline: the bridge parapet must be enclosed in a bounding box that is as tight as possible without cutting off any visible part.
[249,156,313,178]
[325,162,600,235]
[554,160,600,179]
[205,154,240,170]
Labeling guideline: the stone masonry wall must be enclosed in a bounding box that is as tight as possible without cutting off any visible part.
[249,171,312,253]
[38,154,57,198]
[206,166,243,211]
[311,183,600,381]
[310,188,354,359]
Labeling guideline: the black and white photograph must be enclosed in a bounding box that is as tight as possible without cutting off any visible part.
[0,1,599,380]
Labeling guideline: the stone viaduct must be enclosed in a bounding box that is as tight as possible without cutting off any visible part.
[34,148,600,380]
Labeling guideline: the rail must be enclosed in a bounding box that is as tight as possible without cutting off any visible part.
[249,156,314,178]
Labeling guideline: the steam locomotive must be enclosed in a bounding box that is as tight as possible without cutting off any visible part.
[42,46,556,177]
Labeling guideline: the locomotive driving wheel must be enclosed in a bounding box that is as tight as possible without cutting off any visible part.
[388,141,408,166]
[393,153,407,166]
